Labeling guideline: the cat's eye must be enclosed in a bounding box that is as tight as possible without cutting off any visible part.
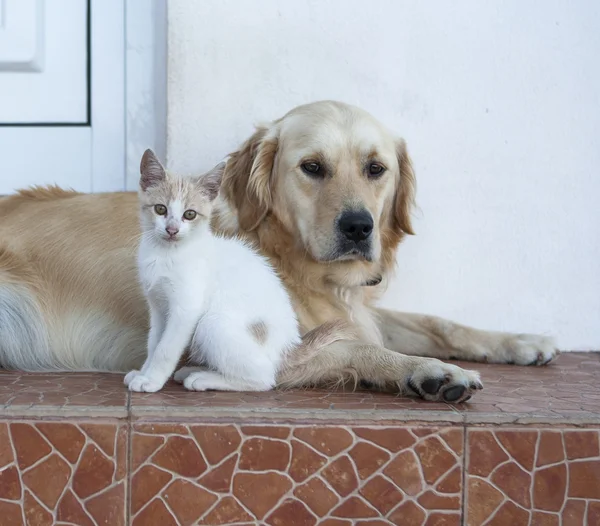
[154,204,167,215]
[183,210,197,220]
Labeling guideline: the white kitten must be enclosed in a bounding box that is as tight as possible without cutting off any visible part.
[124,149,303,393]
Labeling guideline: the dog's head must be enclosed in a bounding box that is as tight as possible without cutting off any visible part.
[223,101,415,285]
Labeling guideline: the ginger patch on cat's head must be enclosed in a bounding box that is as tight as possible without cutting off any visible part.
[138,149,226,243]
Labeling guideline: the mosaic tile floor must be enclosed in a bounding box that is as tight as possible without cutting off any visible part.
[0,352,598,525]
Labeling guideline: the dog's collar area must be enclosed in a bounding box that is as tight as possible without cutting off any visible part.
[363,275,382,287]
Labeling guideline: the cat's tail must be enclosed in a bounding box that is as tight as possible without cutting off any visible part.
[276,319,361,390]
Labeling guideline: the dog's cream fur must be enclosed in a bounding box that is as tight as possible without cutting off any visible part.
[0,101,558,402]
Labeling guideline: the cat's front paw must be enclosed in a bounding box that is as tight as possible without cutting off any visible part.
[125,371,164,393]
[124,370,141,387]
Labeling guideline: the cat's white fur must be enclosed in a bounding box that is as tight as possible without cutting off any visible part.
[124,149,300,392]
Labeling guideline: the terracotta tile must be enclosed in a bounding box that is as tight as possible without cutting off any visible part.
[10,423,51,470]
[239,437,290,471]
[85,483,125,526]
[536,431,564,467]
[417,490,460,510]
[413,428,437,437]
[485,501,530,525]
[135,423,189,435]
[359,474,403,514]
[198,495,254,524]
[80,424,116,457]
[293,427,353,456]
[23,491,52,526]
[241,425,290,439]
[294,477,339,516]
[439,428,464,456]
[191,425,241,464]
[348,442,390,479]
[265,498,316,526]
[289,439,327,483]
[198,454,237,493]
[0,500,24,526]
[415,436,457,485]
[424,514,461,526]
[561,499,586,526]
[57,490,94,526]
[36,423,85,464]
[568,460,600,498]
[490,461,532,508]
[0,372,127,411]
[0,424,14,468]
[162,479,218,525]
[233,472,292,518]
[587,502,600,526]
[115,425,127,481]
[388,500,426,526]
[132,498,177,526]
[384,450,424,496]
[533,464,567,512]
[132,433,165,471]
[467,478,503,526]
[331,496,378,518]
[497,430,537,471]
[72,444,115,499]
[153,436,207,477]
[354,427,416,452]
[436,466,461,494]
[531,511,560,525]
[467,430,508,477]
[22,454,71,509]
[0,465,21,500]
[321,456,359,497]
[564,430,600,459]
[131,465,172,515]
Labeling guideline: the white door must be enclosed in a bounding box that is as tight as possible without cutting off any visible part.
[0,0,125,194]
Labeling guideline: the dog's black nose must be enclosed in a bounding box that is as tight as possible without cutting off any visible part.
[338,210,374,243]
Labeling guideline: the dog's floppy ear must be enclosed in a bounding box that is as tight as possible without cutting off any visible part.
[224,125,278,231]
[393,139,416,236]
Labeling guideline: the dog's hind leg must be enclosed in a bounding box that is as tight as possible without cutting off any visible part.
[0,248,52,370]
[374,308,559,366]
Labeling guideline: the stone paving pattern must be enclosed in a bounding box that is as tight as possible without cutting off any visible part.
[0,352,598,525]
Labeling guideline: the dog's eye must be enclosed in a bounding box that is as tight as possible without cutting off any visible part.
[301,162,322,176]
[183,210,197,220]
[368,163,385,177]
[154,204,167,215]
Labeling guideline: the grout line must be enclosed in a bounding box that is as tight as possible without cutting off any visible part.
[125,388,132,526]
[461,424,468,526]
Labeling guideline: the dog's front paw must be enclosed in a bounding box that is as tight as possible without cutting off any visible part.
[125,371,164,393]
[405,359,483,403]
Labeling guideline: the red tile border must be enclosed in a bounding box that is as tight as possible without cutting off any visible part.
[129,424,463,525]
[0,421,126,526]
[466,428,600,526]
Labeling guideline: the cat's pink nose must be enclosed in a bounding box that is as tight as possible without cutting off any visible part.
[166,226,179,237]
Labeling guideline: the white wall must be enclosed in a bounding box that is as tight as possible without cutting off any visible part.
[166,0,600,350]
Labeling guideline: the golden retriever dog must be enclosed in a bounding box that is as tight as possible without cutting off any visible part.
[0,101,558,403]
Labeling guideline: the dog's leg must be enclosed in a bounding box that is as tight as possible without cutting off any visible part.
[374,308,558,366]
[277,338,483,403]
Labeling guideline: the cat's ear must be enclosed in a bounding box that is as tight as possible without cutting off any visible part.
[197,162,226,202]
[140,149,166,191]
